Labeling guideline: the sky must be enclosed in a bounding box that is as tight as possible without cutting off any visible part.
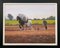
[3,3,57,19]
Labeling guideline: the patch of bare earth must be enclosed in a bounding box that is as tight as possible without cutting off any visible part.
[5,25,55,43]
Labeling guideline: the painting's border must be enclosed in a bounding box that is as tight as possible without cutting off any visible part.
[3,3,57,46]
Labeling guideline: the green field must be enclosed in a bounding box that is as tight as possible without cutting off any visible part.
[32,20,55,24]
[5,20,55,25]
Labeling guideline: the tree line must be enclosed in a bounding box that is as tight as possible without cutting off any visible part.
[5,14,55,20]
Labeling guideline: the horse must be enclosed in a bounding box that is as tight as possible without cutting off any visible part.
[17,15,28,30]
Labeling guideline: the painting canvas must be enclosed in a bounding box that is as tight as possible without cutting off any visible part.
[3,3,57,46]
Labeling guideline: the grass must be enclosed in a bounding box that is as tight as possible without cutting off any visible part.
[5,20,55,25]
[5,20,19,25]
[32,20,55,24]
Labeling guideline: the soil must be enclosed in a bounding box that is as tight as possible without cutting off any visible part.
[5,25,55,43]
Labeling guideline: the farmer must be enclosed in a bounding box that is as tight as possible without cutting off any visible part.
[17,14,28,30]
[43,19,47,30]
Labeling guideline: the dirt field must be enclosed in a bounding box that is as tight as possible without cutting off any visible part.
[5,25,55,43]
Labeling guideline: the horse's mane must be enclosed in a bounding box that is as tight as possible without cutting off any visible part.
[17,16,28,23]
[17,16,22,21]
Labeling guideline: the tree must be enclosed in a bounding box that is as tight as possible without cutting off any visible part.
[42,18,46,20]
[37,18,40,20]
[34,18,37,20]
[8,14,13,20]
[46,16,55,20]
